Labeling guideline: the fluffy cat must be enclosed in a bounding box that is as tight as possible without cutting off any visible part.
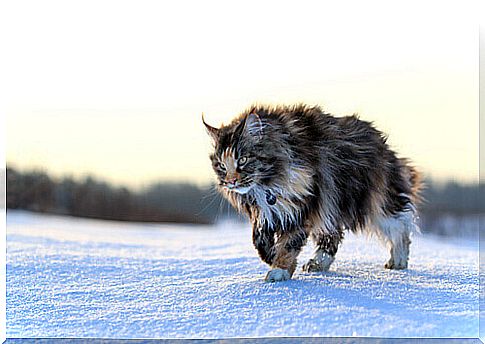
[203,104,422,282]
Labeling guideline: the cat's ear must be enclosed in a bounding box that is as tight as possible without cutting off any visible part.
[243,112,264,139]
[202,113,219,143]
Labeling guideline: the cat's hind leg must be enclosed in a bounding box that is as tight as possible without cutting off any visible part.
[373,210,418,270]
[302,230,343,273]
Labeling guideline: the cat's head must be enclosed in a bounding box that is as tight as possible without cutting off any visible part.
[203,111,283,195]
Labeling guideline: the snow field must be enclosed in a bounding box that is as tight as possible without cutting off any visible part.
[6,211,479,338]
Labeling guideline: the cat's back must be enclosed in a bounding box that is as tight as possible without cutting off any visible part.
[252,104,334,141]
[255,105,383,148]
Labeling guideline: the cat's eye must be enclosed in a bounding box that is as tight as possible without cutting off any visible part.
[219,162,226,170]
[238,157,248,166]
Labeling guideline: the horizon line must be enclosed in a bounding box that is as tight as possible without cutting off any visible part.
[5,163,481,190]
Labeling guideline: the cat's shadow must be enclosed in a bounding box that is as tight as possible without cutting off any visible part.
[289,263,421,283]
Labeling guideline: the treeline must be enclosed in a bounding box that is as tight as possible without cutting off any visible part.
[6,167,236,224]
[420,181,484,214]
[6,167,484,236]
[417,180,483,238]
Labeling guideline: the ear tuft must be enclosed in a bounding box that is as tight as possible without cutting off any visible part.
[202,113,219,143]
[245,112,264,138]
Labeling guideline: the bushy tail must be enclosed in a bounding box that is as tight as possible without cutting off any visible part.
[407,165,424,206]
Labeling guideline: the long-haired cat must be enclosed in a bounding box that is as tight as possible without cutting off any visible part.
[203,104,422,282]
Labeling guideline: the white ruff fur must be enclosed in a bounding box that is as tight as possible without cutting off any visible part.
[241,164,314,229]
[249,186,298,229]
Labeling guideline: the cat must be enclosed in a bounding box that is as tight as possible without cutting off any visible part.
[203,104,422,282]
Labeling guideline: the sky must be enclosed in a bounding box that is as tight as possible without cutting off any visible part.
[2,1,480,189]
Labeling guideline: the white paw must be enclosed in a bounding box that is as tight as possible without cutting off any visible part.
[302,259,326,272]
[384,258,408,270]
[302,253,334,273]
[265,268,291,282]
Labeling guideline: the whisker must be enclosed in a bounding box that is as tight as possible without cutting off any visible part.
[200,185,220,200]
[197,191,220,216]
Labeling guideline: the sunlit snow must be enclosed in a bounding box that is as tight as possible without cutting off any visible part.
[6,210,479,338]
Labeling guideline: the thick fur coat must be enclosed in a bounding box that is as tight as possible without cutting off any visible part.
[204,104,422,282]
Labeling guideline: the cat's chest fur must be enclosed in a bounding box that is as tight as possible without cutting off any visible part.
[233,164,315,230]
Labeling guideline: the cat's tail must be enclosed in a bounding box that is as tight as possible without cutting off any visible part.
[403,161,424,206]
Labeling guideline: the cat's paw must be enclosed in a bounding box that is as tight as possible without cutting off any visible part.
[264,268,291,282]
[302,259,326,272]
[384,258,408,270]
[302,254,334,273]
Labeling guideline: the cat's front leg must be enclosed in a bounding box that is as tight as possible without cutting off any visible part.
[265,228,308,282]
[302,230,343,273]
[252,223,275,266]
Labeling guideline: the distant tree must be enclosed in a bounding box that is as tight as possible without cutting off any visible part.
[6,166,231,224]
[7,168,55,212]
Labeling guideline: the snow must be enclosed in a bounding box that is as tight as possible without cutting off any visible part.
[6,210,479,338]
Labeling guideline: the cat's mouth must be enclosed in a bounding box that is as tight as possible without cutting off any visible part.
[224,184,253,195]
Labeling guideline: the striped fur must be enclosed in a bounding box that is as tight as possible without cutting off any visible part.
[204,104,423,282]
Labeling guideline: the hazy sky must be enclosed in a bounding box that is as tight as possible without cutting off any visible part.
[3,1,479,188]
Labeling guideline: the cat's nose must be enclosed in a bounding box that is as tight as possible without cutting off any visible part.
[226,177,237,185]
